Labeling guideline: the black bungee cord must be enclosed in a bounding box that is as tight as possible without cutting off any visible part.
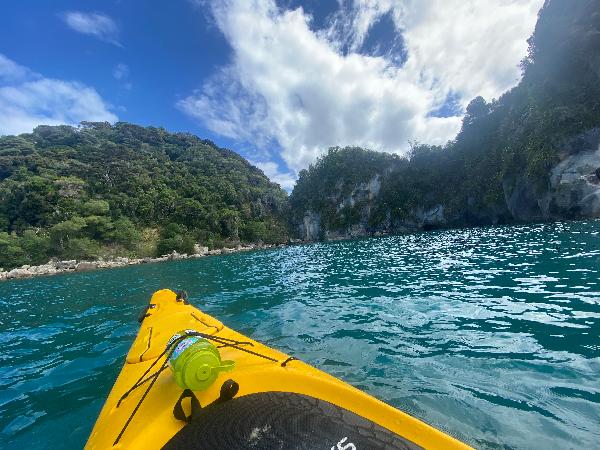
[113,330,282,445]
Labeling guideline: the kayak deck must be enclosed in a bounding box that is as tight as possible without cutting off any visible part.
[85,289,471,449]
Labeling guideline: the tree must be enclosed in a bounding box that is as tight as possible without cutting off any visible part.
[84,216,114,241]
[219,209,240,239]
[0,232,26,268]
[80,199,110,216]
[49,217,87,252]
[110,217,141,248]
[156,223,195,256]
[20,229,50,264]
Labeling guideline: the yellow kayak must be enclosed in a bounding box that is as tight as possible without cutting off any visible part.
[86,289,471,449]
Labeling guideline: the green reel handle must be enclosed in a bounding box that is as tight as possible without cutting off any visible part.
[217,359,235,372]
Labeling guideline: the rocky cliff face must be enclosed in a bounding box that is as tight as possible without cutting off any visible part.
[545,140,600,218]
[298,175,383,241]
[299,211,321,241]
[336,174,382,210]
[505,128,600,221]
[296,176,379,241]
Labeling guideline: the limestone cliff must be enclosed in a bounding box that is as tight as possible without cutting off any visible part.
[505,128,600,221]
[293,129,600,242]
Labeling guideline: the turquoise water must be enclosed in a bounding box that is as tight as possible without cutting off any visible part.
[1,221,600,449]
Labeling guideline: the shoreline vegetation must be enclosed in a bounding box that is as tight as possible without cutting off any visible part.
[0,123,291,274]
[0,216,570,282]
[0,241,290,281]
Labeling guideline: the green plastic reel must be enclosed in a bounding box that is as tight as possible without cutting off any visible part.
[168,333,235,391]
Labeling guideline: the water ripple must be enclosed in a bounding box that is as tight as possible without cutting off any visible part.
[1,220,600,448]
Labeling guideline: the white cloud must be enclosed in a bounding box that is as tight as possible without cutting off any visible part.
[359,0,544,104]
[0,54,30,83]
[0,54,117,136]
[112,63,129,80]
[113,63,132,90]
[250,160,297,191]
[62,11,121,46]
[178,67,272,146]
[179,0,543,181]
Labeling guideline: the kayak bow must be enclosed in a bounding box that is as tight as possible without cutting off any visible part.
[86,289,471,449]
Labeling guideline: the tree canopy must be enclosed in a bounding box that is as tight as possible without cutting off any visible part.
[0,122,290,269]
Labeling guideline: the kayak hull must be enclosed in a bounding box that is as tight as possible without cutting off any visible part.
[85,289,471,449]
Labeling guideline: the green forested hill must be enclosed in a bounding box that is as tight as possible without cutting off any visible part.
[290,0,600,237]
[0,122,289,269]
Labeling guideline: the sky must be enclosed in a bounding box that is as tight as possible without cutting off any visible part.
[0,0,544,191]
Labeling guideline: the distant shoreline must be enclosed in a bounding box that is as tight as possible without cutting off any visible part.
[0,242,288,282]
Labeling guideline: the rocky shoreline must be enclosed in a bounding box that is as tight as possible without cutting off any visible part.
[0,242,287,282]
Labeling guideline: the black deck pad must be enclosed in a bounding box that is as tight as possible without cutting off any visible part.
[162,391,423,450]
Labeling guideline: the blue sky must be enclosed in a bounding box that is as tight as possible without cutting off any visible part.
[1,2,231,139]
[0,0,543,190]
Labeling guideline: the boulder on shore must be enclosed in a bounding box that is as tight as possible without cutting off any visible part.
[167,251,188,260]
[56,260,77,270]
[193,244,209,255]
[76,261,99,271]
[7,268,32,279]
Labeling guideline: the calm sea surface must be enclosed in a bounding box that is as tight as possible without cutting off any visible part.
[1,221,599,449]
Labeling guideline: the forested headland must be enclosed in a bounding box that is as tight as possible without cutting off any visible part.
[0,123,290,270]
[290,0,600,240]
